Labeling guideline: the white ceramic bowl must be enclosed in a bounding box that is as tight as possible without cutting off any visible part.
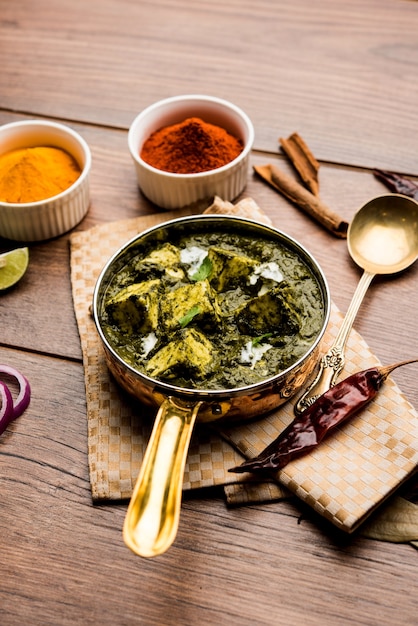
[0,120,91,242]
[128,95,254,209]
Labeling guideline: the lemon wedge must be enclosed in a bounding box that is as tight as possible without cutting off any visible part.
[0,247,29,290]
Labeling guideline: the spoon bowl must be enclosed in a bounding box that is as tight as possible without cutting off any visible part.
[295,193,418,414]
[348,194,418,274]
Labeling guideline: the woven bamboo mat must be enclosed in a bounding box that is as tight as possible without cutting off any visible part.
[70,200,418,532]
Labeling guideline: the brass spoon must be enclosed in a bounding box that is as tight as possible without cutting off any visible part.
[295,193,418,415]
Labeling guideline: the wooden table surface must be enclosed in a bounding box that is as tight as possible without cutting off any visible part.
[1,1,417,624]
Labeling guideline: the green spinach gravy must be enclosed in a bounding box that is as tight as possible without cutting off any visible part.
[101,230,325,390]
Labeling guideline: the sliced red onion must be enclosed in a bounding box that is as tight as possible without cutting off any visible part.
[0,364,31,420]
[0,381,14,435]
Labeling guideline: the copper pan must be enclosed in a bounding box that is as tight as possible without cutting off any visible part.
[92,214,330,557]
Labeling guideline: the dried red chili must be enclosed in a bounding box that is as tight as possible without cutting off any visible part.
[373,169,418,201]
[229,359,417,474]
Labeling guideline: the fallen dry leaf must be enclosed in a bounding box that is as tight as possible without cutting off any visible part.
[361,497,418,543]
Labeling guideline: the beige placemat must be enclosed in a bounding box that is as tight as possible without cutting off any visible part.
[218,307,418,532]
[70,201,418,532]
[71,205,251,500]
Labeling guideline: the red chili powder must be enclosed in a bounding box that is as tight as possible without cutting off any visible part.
[140,117,243,174]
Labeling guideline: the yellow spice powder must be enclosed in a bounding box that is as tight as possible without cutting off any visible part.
[0,146,82,203]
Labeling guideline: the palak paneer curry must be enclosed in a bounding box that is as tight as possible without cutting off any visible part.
[100,230,325,390]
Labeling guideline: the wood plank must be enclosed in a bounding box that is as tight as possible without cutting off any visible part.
[1,1,418,621]
[0,1,418,172]
[0,348,417,626]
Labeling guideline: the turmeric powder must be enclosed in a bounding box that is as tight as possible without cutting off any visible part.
[0,146,82,203]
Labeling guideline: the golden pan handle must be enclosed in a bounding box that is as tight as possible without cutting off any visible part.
[123,397,202,558]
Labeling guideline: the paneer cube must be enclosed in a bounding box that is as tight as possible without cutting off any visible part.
[134,243,185,280]
[105,279,160,334]
[208,246,257,292]
[145,328,214,380]
[235,284,301,336]
[161,279,222,332]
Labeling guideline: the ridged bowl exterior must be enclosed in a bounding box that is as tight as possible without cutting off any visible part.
[0,120,91,242]
[128,95,254,210]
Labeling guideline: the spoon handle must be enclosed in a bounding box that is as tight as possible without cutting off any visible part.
[123,397,201,557]
[295,270,375,415]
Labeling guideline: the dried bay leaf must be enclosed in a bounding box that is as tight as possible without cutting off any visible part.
[361,497,418,543]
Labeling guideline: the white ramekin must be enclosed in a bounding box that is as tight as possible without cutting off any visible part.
[0,120,91,242]
[128,95,254,210]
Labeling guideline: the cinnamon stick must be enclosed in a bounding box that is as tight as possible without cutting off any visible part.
[253,163,348,238]
[279,132,320,196]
